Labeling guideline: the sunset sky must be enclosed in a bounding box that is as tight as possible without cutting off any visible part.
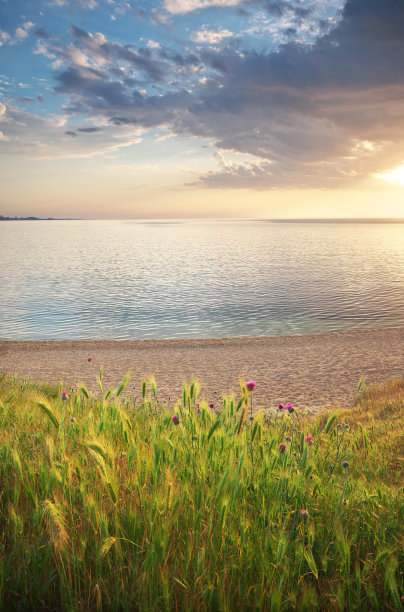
[1,0,404,219]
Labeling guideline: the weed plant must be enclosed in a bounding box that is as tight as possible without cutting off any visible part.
[0,372,403,611]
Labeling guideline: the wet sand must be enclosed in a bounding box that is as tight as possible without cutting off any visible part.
[0,327,403,413]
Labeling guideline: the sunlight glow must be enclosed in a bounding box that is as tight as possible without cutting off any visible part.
[375,164,404,186]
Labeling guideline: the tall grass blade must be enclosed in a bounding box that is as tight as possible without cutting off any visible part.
[38,401,59,431]
[117,372,131,398]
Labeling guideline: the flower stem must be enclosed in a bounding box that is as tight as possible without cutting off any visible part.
[336,465,349,517]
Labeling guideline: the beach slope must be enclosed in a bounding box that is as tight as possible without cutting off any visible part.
[0,327,403,412]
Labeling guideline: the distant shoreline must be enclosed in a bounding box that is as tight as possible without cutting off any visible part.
[0,215,72,221]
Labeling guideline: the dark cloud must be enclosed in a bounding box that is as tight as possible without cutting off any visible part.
[185,0,404,187]
[65,130,77,136]
[34,27,52,39]
[109,116,135,125]
[11,96,37,104]
[19,0,404,186]
[77,126,102,132]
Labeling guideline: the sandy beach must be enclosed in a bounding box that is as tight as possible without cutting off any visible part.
[0,327,403,413]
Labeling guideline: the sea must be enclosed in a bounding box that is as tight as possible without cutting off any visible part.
[0,219,403,340]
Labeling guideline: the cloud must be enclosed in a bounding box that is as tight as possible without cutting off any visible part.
[3,0,404,191]
[0,104,144,158]
[34,27,52,40]
[0,30,10,47]
[48,0,98,7]
[163,0,242,14]
[77,126,103,132]
[1,22,36,47]
[183,0,404,187]
[190,28,233,44]
[15,21,35,40]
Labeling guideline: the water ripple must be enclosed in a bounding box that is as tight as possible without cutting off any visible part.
[0,219,403,339]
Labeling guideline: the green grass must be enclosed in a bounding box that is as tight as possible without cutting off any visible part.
[0,371,403,611]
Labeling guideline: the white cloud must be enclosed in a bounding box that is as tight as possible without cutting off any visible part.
[191,28,233,44]
[147,40,161,49]
[15,21,35,39]
[48,0,97,7]
[15,28,28,39]
[163,0,242,15]
[34,41,57,59]
[0,30,10,46]
[14,21,35,42]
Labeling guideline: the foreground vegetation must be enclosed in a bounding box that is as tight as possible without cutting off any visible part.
[0,371,403,611]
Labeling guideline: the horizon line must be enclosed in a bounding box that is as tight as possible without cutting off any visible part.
[1,215,404,223]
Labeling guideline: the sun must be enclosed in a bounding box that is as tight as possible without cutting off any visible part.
[375,164,404,186]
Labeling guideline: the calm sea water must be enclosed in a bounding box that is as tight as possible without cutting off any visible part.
[0,219,403,340]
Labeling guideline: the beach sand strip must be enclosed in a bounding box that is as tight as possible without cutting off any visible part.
[0,327,403,413]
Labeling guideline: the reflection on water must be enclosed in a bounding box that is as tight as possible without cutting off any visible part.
[0,219,403,339]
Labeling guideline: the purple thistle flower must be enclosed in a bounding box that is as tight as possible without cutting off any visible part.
[61,391,68,401]
[172,415,180,425]
[209,402,215,408]
[278,403,284,410]
[246,381,256,392]
[286,435,292,442]
[299,509,308,518]
[305,434,314,445]
[88,356,93,362]
[278,443,287,454]
[287,403,294,413]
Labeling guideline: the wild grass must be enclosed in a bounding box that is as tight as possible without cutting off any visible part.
[0,371,403,611]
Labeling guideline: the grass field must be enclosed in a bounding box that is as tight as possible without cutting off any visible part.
[0,370,403,611]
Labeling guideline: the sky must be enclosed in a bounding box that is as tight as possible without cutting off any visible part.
[1,0,404,219]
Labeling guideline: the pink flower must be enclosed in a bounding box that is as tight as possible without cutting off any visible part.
[215,410,219,414]
[278,443,287,454]
[246,381,256,392]
[88,356,93,362]
[209,402,215,408]
[278,403,284,410]
[299,509,308,518]
[305,435,314,445]
[286,403,294,413]
[61,391,68,400]
[172,415,179,425]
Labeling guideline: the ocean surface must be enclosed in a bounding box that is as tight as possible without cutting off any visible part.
[1,219,403,340]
